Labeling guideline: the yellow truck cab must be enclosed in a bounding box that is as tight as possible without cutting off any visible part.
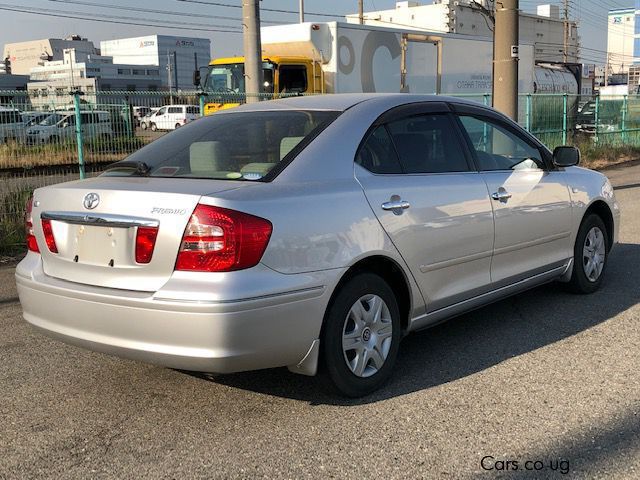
[201,56,323,115]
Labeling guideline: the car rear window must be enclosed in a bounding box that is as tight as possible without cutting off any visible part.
[105,110,340,181]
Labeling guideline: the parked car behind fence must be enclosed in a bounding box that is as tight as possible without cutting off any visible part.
[26,111,114,144]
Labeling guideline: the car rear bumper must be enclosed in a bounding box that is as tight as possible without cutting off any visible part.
[16,254,341,375]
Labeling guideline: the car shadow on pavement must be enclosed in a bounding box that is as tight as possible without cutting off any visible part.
[184,243,640,406]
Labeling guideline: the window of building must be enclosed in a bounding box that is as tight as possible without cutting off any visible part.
[126,85,137,91]
[147,69,160,76]
[101,84,111,91]
[148,84,158,91]
[118,68,131,75]
[133,69,145,75]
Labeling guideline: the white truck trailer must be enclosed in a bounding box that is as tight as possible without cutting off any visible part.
[201,21,581,115]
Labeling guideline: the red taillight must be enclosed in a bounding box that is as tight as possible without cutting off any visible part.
[41,219,58,253]
[176,204,272,272]
[25,196,39,253]
[135,226,159,264]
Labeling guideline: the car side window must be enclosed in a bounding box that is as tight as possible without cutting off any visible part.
[386,114,469,174]
[355,126,403,174]
[458,115,544,171]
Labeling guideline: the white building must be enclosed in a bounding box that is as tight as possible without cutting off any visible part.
[2,35,98,75]
[100,35,211,90]
[345,1,579,63]
[26,48,162,107]
[606,8,635,75]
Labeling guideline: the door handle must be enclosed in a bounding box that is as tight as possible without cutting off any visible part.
[381,200,411,211]
[491,189,512,202]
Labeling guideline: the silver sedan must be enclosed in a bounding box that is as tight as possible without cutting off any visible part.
[16,94,620,397]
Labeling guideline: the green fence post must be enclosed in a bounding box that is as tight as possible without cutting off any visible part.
[622,94,628,144]
[594,95,600,145]
[199,94,205,117]
[72,91,85,180]
[122,99,133,138]
[483,94,490,106]
[525,94,532,131]
[562,93,568,145]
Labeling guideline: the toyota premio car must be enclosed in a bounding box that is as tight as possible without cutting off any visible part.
[16,94,620,397]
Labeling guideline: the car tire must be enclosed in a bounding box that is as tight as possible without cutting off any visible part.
[321,273,401,397]
[150,123,157,132]
[140,122,148,130]
[175,123,181,129]
[566,214,609,294]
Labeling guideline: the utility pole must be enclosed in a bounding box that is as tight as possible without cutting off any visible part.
[562,0,569,63]
[492,0,519,120]
[299,0,304,23]
[243,0,263,103]
[358,0,364,24]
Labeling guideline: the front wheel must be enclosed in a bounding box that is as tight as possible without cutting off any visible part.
[321,273,401,397]
[150,123,157,132]
[567,214,609,294]
[140,122,148,130]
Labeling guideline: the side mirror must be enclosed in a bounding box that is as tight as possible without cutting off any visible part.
[193,69,201,87]
[553,146,580,167]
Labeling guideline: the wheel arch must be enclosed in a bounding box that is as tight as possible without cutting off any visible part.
[325,255,413,334]
[584,200,614,251]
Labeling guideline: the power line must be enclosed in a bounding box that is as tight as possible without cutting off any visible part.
[45,0,286,25]
[0,4,242,33]
[174,0,344,18]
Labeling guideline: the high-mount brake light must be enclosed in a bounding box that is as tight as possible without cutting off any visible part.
[176,204,272,272]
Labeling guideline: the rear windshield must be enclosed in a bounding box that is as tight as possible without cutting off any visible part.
[105,110,339,181]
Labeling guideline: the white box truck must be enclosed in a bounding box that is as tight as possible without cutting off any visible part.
[199,21,580,116]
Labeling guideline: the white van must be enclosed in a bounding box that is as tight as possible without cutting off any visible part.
[0,107,25,143]
[148,105,200,131]
[26,111,114,144]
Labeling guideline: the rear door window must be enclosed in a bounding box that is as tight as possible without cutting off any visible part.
[356,126,403,174]
[386,114,470,173]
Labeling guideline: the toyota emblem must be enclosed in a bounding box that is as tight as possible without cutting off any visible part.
[83,192,100,210]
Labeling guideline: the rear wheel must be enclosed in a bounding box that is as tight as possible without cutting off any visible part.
[175,123,181,129]
[321,273,401,397]
[567,214,608,294]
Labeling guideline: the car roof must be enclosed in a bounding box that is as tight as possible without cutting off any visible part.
[227,93,486,113]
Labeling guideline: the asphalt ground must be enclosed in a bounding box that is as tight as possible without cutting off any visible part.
[1,164,639,479]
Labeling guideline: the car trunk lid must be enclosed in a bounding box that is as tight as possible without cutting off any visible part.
[32,176,248,292]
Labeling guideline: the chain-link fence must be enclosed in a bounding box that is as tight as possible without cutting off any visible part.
[1,89,639,252]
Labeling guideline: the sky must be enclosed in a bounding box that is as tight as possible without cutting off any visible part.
[0,0,631,66]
